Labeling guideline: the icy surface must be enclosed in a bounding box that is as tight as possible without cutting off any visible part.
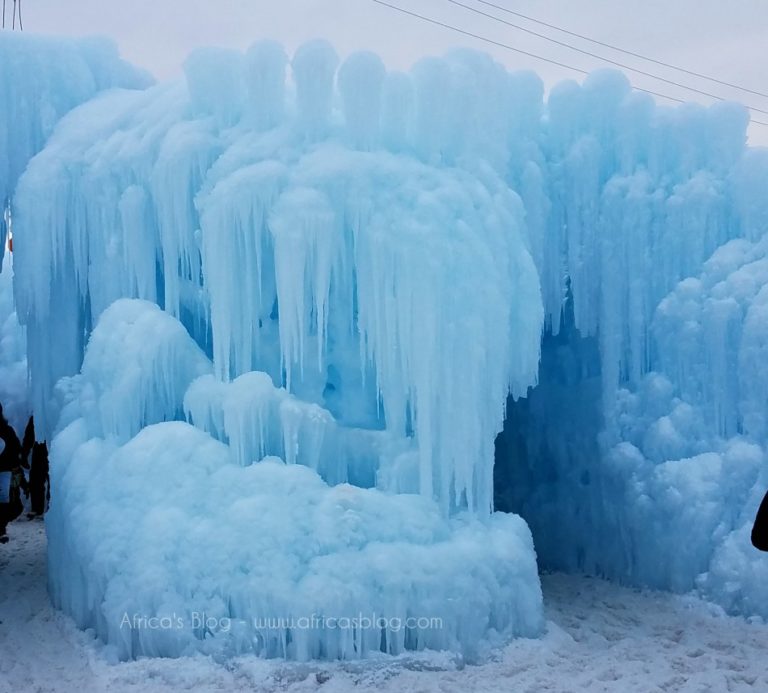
[59,299,212,442]
[184,371,370,486]
[44,298,543,660]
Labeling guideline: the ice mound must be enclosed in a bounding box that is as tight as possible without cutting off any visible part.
[55,299,212,441]
[47,421,542,661]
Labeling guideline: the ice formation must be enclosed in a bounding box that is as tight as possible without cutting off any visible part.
[48,421,542,660]
[0,264,27,432]
[5,29,768,660]
[0,33,150,269]
[14,42,543,517]
[43,300,544,659]
[8,35,545,659]
[496,234,768,614]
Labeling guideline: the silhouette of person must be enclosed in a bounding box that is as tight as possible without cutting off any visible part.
[0,404,28,542]
[752,490,768,552]
[22,416,49,518]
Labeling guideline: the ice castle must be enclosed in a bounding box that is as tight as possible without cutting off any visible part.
[2,31,767,660]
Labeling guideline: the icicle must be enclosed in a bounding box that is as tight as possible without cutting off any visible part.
[184,47,245,129]
[338,51,386,150]
[292,40,338,140]
[269,187,338,390]
[245,40,288,131]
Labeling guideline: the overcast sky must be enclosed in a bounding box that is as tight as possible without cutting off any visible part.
[19,0,768,144]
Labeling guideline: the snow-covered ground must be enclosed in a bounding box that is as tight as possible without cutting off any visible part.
[2,519,766,693]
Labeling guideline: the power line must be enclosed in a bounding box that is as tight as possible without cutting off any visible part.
[371,3,634,91]
[2,0,22,31]
[441,0,768,117]
[370,0,768,127]
[474,0,768,100]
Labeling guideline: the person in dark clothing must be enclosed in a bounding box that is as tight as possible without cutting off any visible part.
[0,468,10,543]
[0,404,28,543]
[0,404,22,465]
[22,416,49,518]
[752,490,768,552]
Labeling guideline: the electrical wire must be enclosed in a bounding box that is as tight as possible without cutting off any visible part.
[441,0,768,116]
[370,0,768,127]
[474,0,768,100]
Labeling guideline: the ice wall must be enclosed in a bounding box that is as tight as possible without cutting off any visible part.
[0,32,151,268]
[535,76,767,434]
[16,39,765,517]
[15,36,766,516]
[487,69,768,618]
[14,42,543,516]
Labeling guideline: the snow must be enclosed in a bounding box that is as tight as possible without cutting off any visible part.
[3,520,768,692]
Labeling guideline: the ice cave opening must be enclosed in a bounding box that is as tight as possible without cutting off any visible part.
[494,289,614,578]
